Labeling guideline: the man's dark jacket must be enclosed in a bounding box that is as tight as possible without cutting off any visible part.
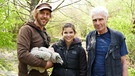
[86,28,125,76]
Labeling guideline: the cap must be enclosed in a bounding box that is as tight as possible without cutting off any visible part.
[35,2,52,12]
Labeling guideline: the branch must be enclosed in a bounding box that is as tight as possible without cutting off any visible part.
[53,0,65,11]
[12,0,28,22]
[46,0,50,2]
[11,0,30,12]
[53,0,81,11]
[0,0,10,25]
[26,0,31,7]
[0,1,8,8]
[49,0,61,3]
[17,0,30,10]
[72,5,89,16]
[85,0,94,7]
[58,10,89,26]
[15,10,26,22]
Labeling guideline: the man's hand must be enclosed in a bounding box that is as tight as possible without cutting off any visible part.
[45,60,53,69]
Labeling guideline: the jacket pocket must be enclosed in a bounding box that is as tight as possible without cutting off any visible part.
[110,45,121,59]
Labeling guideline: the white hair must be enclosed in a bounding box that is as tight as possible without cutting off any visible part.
[91,6,108,18]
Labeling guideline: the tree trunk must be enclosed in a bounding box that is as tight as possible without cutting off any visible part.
[29,0,40,20]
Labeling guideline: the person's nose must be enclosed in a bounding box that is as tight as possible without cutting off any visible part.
[43,14,48,18]
[96,20,100,24]
[67,33,71,36]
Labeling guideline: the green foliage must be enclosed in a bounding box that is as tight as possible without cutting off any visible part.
[102,0,135,68]
[128,67,135,76]
[50,37,59,43]
[0,2,15,49]
[0,32,15,49]
[0,58,13,71]
[0,0,25,49]
[108,15,131,35]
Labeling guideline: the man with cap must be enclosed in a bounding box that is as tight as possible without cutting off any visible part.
[17,2,53,76]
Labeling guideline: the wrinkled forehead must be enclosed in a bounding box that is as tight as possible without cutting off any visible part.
[92,13,107,19]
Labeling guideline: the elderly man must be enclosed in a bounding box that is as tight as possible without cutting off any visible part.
[86,6,128,76]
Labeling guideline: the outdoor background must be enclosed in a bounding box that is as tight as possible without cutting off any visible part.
[0,0,135,76]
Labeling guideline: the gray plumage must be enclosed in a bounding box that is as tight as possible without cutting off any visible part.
[27,47,63,73]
